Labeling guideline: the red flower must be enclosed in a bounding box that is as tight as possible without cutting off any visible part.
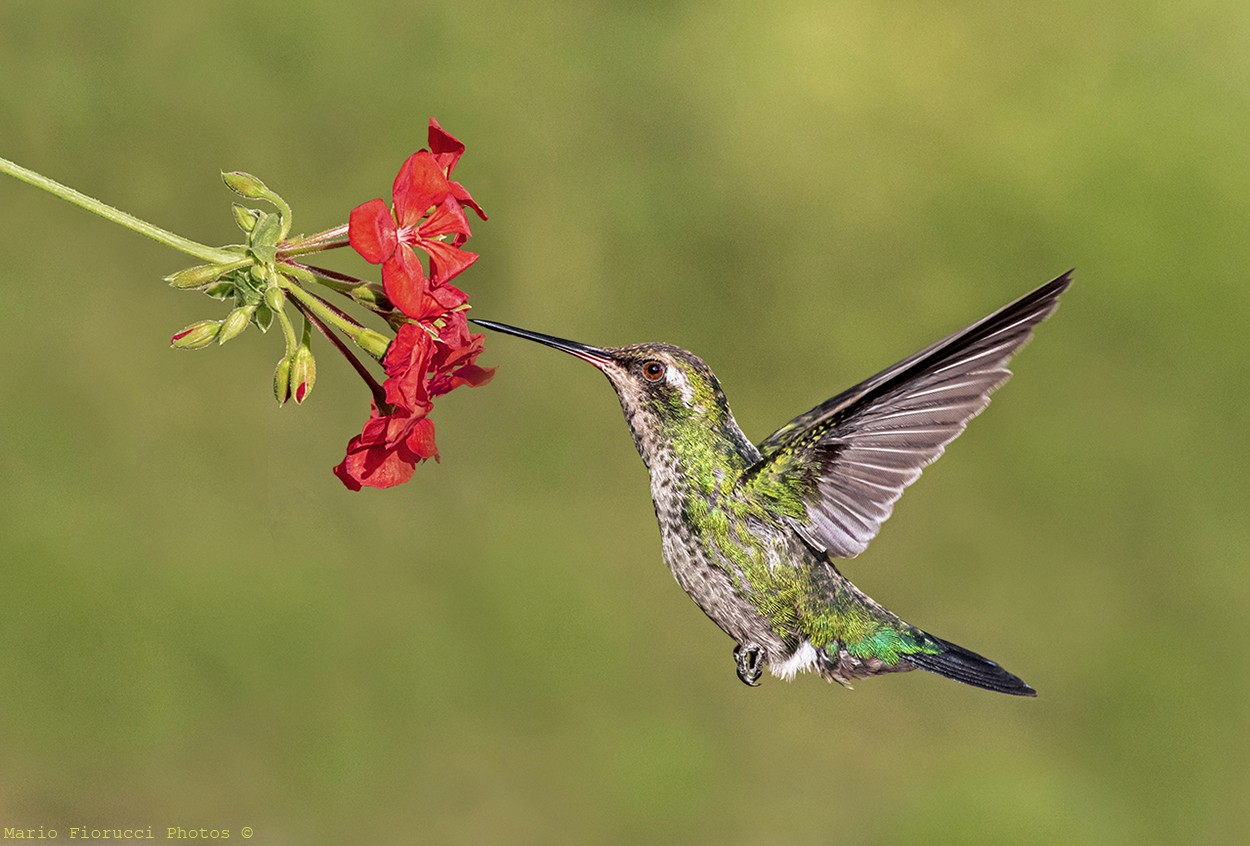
[333,317,494,491]
[335,121,491,491]
[332,402,440,491]
[382,322,436,413]
[349,151,478,319]
[428,311,495,396]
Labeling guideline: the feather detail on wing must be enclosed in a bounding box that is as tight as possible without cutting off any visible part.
[741,271,1072,558]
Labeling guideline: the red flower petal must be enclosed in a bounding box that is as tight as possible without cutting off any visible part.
[418,196,472,243]
[391,151,451,228]
[402,416,440,462]
[427,119,487,220]
[383,323,435,413]
[381,246,432,320]
[348,198,398,264]
[420,238,479,287]
[333,433,419,490]
[333,402,440,490]
[431,281,469,311]
[436,310,474,347]
[431,363,496,397]
[409,283,468,322]
[428,117,465,174]
[450,181,487,221]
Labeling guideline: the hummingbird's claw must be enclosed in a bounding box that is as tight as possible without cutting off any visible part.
[734,643,763,687]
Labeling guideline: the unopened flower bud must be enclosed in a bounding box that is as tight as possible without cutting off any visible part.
[232,203,259,233]
[273,355,293,405]
[264,286,286,311]
[165,263,230,290]
[290,345,317,404]
[217,306,255,345]
[170,320,222,350]
[222,171,272,200]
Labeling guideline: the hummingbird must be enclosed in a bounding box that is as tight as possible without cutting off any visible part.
[471,271,1071,695]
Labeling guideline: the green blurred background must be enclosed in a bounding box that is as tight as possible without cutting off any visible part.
[1,3,1247,843]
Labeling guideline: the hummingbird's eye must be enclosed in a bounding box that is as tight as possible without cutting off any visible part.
[641,360,666,382]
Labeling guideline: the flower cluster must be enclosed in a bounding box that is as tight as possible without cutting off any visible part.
[333,120,494,490]
[1,116,493,493]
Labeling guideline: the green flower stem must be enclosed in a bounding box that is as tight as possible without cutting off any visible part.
[281,260,387,310]
[274,297,300,357]
[279,260,354,294]
[279,278,390,359]
[0,155,241,265]
[278,224,350,258]
[291,297,388,408]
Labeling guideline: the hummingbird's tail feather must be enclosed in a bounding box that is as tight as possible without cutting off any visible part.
[904,634,1037,697]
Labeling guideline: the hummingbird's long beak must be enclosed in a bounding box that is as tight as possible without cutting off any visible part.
[470,319,614,369]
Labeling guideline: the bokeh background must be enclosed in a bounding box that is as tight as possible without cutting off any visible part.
[1,3,1247,843]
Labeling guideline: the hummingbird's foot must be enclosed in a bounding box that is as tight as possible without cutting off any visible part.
[734,643,763,687]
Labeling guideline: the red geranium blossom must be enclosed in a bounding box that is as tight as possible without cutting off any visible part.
[428,311,495,396]
[382,322,436,413]
[332,402,440,491]
[333,317,494,491]
[349,152,478,319]
[335,119,492,491]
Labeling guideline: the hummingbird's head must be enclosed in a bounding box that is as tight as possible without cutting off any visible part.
[470,319,751,465]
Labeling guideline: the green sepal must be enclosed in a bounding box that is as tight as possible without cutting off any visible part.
[250,302,274,333]
[251,211,282,248]
[203,280,236,301]
[249,243,277,265]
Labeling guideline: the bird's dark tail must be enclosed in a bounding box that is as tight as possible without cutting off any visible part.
[904,633,1037,697]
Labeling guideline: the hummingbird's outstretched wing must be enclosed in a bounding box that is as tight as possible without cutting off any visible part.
[741,271,1072,558]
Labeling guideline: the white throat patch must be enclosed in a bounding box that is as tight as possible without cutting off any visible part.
[665,367,696,407]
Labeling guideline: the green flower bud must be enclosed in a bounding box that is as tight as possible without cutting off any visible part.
[231,203,259,233]
[217,306,255,345]
[170,320,222,350]
[264,286,286,311]
[273,355,293,405]
[290,344,316,404]
[222,171,272,200]
[165,263,231,290]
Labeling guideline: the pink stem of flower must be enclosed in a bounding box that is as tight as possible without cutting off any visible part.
[277,224,350,258]
[282,259,390,314]
[290,297,389,408]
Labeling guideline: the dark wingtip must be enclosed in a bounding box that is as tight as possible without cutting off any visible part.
[904,636,1037,697]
